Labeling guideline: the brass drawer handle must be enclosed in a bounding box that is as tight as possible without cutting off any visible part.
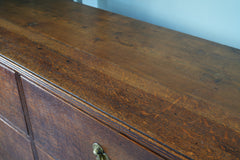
[92,143,110,160]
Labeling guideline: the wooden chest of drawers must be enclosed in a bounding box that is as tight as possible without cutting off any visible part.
[0,0,239,159]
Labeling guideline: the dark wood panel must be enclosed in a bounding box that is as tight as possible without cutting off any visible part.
[0,64,27,134]
[22,77,164,160]
[0,118,34,160]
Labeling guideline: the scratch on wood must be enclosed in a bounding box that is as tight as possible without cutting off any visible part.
[162,97,182,112]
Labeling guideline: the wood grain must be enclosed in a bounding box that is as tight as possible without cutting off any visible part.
[0,22,239,159]
[0,118,34,160]
[22,77,164,160]
[0,0,240,159]
[0,64,27,134]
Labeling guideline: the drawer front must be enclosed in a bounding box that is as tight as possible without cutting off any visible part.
[0,118,34,160]
[0,64,27,133]
[22,78,164,160]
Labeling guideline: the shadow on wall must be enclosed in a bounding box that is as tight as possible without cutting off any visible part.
[81,0,240,49]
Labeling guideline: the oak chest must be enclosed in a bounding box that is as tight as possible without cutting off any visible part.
[0,0,240,159]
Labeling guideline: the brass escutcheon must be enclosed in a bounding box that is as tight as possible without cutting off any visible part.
[92,143,110,160]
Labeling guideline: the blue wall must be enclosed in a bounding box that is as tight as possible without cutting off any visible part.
[82,0,240,49]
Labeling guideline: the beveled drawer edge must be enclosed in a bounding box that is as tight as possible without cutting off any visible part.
[0,114,28,140]
[0,54,191,160]
[36,144,56,160]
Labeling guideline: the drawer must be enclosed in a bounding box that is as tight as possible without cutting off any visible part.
[22,77,164,160]
[0,64,27,134]
[0,118,34,160]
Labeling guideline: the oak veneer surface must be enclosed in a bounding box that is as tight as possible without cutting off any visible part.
[0,64,27,134]
[0,118,34,160]
[0,0,239,159]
